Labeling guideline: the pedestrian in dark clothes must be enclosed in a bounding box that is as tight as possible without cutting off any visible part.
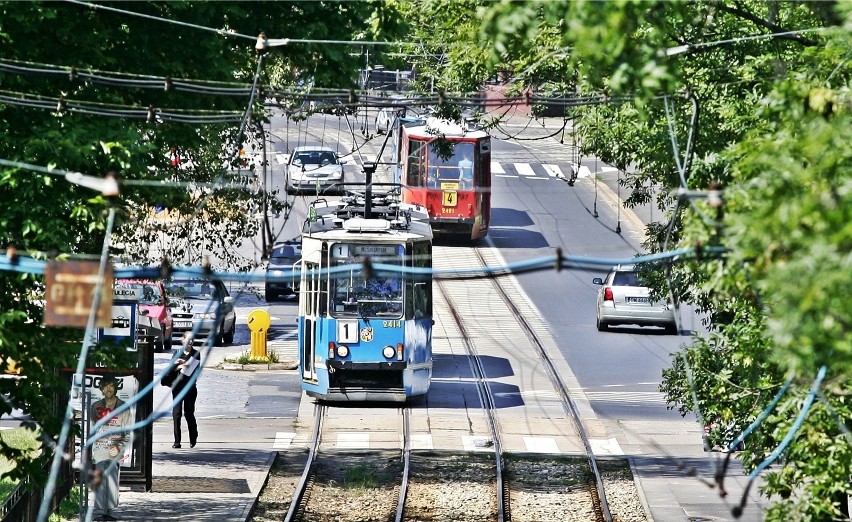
[171,331,200,448]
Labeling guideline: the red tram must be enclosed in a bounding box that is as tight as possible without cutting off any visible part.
[398,118,491,241]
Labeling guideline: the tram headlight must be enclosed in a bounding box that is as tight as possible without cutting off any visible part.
[336,345,349,358]
[382,345,396,359]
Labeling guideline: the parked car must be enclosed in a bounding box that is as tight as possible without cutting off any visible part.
[265,241,301,301]
[114,279,173,352]
[165,279,237,346]
[592,264,678,334]
[285,146,345,195]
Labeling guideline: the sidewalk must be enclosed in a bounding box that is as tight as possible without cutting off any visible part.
[91,418,276,522]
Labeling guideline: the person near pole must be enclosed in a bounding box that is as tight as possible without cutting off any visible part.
[171,331,200,448]
[89,375,132,521]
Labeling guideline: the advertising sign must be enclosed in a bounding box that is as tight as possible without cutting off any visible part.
[44,260,114,328]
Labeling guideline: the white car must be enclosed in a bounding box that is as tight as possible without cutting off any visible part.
[592,264,678,334]
[375,107,396,134]
[285,146,345,195]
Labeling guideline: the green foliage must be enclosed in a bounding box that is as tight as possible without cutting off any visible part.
[0,0,405,492]
[477,0,851,518]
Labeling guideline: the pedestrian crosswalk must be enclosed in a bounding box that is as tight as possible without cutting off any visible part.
[489,161,620,181]
[270,431,625,455]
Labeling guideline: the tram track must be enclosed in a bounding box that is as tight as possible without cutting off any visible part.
[434,277,509,521]
[473,246,613,522]
[433,244,613,522]
[282,403,412,522]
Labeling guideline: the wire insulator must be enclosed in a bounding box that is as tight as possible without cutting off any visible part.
[147,106,155,123]
[6,245,18,264]
[555,247,563,272]
[164,77,172,91]
[202,257,212,276]
[362,256,373,280]
[159,258,172,279]
[69,67,77,82]
[56,97,66,113]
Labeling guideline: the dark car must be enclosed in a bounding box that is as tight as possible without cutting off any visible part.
[165,279,237,346]
[266,242,301,301]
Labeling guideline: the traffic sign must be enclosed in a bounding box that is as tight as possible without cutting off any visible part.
[44,260,114,328]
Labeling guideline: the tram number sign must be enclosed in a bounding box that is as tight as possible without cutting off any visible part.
[337,320,359,343]
[442,191,458,207]
[44,260,114,328]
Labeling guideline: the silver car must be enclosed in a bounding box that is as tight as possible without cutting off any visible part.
[285,146,345,195]
[165,279,237,346]
[592,264,678,334]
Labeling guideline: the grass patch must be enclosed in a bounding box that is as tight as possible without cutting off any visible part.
[48,486,83,522]
[344,465,379,489]
[0,427,41,499]
[224,348,280,365]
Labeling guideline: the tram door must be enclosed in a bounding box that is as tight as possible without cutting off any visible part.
[301,260,319,383]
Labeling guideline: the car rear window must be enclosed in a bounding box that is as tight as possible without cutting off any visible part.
[272,246,297,258]
[612,271,640,286]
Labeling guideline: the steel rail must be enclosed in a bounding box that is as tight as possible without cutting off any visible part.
[435,279,509,522]
[284,402,326,522]
[474,247,613,522]
[394,407,412,522]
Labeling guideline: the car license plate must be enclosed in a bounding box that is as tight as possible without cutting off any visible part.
[626,296,650,304]
[176,321,192,328]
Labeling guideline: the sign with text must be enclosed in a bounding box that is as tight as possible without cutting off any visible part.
[44,260,114,328]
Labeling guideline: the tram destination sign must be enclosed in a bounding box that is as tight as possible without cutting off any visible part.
[44,260,114,328]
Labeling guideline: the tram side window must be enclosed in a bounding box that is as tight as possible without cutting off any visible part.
[412,241,431,319]
[406,139,427,187]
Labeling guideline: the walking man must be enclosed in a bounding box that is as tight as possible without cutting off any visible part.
[171,331,200,448]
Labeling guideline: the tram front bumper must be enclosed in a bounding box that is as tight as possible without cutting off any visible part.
[327,360,407,371]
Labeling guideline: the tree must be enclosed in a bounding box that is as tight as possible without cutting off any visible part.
[472,0,850,518]
[0,0,404,493]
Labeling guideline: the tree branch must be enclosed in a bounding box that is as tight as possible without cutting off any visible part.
[717,2,818,46]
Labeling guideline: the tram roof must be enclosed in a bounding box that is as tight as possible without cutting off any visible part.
[402,116,488,140]
[302,197,433,241]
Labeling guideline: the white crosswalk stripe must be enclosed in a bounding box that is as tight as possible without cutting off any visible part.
[542,164,563,178]
[523,437,560,453]
[272,431,295,449]
[491,161,505,174]
[513,163,537,177]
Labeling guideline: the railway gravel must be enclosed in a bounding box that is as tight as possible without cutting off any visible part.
[250,452,649,522]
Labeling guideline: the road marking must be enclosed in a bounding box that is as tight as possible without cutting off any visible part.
[589,437,625,456]
[577,165,592,179]
[495,174,518,178]
[523,437,560,453]
[410,434,433,450]
[272,431,295,449]
[491,161,505,174]
[513,163,537,177]
[542,164,563,178]
[337,432,370,449]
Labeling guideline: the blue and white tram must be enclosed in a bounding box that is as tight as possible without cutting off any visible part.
[297,192,433,402]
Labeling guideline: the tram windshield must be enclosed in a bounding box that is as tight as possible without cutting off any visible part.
[329,243,404,319]
[407,139,475,189]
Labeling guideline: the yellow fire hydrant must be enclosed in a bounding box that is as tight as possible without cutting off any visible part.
[247,309,271,358]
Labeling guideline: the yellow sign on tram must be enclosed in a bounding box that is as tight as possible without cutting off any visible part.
[442,191,458,207]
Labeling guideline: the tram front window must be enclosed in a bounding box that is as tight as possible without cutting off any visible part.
[330,243,404,319]
[427,142,475,187]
